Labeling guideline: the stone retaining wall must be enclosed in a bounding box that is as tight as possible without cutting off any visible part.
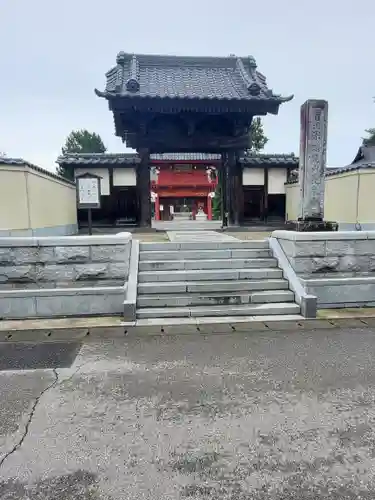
[272,230,375,308]
[0,233,132,319]
[273,230,375,278]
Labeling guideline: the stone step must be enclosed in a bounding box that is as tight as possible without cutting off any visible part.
[138,268,283,283]
[138,258,277,272]
[137,279,289,295]
[137,289,294,308]
[139,240,269,252]
[136,302,300,319]
[139,248,271,261]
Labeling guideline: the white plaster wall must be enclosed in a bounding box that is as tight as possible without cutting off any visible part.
[268,168,287,194]
[75,168,110,195]
[113,168,137,186]
[243,168,264,186]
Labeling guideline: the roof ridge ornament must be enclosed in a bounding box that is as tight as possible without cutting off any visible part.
[236,57,261,96]
[114,52,126,92]
[126,54,140,93]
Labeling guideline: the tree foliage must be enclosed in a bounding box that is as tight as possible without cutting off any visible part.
[249,117,269,152]
[57,129,107,179]
[61,129,106,155]
[362,128,375,147]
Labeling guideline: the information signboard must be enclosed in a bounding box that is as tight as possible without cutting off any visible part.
[76,174,101,234]
[77,176,101,209]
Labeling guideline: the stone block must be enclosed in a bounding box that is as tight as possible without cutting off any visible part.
[54,246,90,263]
[136,307,191,319]
[139,261,185,272]
[239,269,282,279]
[0,296,37,318]
[35,292,124,317]
[140,243,180,251]
[311,257,339,273]
[355,240,375,255]
[106,263,129,280]
[74,263,107,281]
[186,279,288,293]
[230,249,270,259]
[0,265,37,284]
[91,244,130,262]
[0,248,14,265]
[338,255,369,273]
[137,295,193,308]
[138,282,187,294]
[306,281,375,306]
[326,240,356,257]
[289,241,326,258]
[138,269,240,282]
[0,237,39,247]
[36,264,76,282]
[36,234,131,247]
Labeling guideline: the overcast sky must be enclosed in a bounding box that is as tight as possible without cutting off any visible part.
[1,0,374,172]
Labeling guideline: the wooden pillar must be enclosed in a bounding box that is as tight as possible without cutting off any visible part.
[233,159,243,226]
[263,167,269,222]
[137,149,151,227]
[220,154,228,227]
[227,151,238,226]
[207,194,212,220]
[154,195,160,221]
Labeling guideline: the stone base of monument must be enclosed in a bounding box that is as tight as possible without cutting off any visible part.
[292,220,338,232]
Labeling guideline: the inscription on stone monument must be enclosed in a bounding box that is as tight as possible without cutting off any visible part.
[298,100,328,221]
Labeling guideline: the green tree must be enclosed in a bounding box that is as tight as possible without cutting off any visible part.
[249,117,269,152]
[57,129,107,179]
[212,118,268,219]
[363,128,375,146]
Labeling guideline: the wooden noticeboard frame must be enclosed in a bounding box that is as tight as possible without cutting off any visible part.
[76,173,102,234]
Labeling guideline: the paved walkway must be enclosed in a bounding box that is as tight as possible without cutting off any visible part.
[1,328,375,498]
[167,230,240,242]
[153,220,222,231]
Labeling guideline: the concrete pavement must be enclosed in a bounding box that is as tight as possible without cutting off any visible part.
[2,328,375,498]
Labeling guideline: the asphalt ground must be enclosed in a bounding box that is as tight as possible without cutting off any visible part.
[1,328,375,499]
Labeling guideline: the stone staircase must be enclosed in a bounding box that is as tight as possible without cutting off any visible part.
[136,241,300,319]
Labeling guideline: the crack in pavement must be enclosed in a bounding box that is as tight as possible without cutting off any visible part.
[0,368,59,469]
[0,355,97,470]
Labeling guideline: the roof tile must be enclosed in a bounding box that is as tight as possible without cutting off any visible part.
[97,53,293,104]
[57,152,298,167]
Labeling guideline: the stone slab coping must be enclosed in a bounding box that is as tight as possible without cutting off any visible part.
[271,230,375,241]
[1,310,374,341]
[0,285,125,298]
[0,233,132,247]
[300,276,375,286]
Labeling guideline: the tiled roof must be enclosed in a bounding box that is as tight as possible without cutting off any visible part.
[286,146,375,184]
[57,152,298,167]
[150,153,221,161]
[57,153,139,165]
[0,157,75,185]
[325,145,375,177]
[95,52,293,104]
[241,153,298,166]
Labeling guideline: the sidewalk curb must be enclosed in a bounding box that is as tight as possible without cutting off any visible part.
[0,314,373,343]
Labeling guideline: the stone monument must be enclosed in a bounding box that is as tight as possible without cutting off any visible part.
[296,99,337,231]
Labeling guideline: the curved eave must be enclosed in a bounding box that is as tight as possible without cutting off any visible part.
[277,94,294,103]
[94,88,116,99]
[95,89,295,104]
